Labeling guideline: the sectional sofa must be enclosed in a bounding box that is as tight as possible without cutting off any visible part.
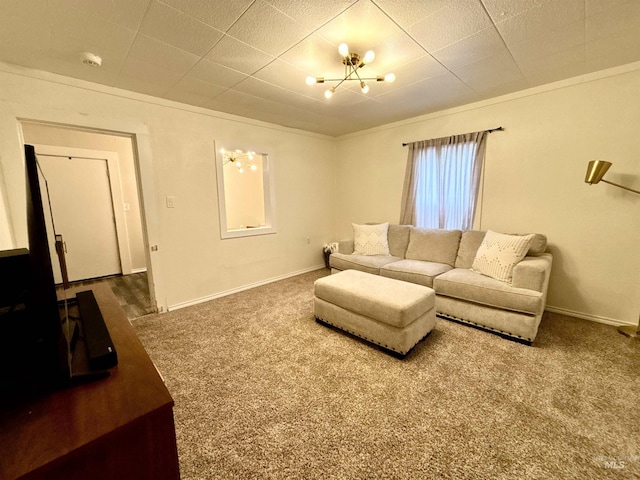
[329,224,553,344]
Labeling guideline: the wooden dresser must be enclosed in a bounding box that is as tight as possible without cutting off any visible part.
[0,284,180,480]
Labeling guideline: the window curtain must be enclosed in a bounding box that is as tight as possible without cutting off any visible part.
[399,131,488,230]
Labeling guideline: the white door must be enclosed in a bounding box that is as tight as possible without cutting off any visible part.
[38,154,122,283]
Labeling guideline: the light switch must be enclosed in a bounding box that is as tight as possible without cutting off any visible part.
[166,196,176,208]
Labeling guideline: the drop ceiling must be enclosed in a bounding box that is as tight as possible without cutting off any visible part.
[1,0,639,136]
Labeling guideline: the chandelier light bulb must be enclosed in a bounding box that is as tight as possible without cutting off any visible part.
[384,73,396,83]
[360,82,369,94]
[363,50,375,64]
[238,168,244,174]
[324,89,333,99]
[305,75,317,85]
[236,161,242,168]
[338,43,350,57]
[250,164,257,171]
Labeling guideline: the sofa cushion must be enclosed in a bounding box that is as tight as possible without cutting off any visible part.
[455,230,487,268]
[329,252,401,275]
[353,222,390,255]
[521,233,547,256]
[434,268,543,315]
[471,230,534,284]
[388,224,412,258]
[405,228,461,267]
[380,260,452,288]
[456,231,548,268]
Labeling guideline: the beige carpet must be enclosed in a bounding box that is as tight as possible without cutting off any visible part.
[133,269,640,479]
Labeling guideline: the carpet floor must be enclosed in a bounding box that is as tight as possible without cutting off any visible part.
[133,269,640,479]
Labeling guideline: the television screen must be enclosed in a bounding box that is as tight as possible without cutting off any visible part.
[0,145,72,403]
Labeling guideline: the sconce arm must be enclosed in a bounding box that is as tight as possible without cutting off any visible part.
[601,179,640,195]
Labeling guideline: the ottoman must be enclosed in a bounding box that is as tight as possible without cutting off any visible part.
[314,270,436,356]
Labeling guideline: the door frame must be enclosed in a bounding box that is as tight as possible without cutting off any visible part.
[33,144,132,276]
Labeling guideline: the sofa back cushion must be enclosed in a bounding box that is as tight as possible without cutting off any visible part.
[455,230,487,268]
[405,228,461,267]
[388,225,412,258]
[456,231,548,268]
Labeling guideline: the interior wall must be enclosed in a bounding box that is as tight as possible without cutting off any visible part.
[0,63,337,310]
[20,123,147,271]
[334,66,640,326]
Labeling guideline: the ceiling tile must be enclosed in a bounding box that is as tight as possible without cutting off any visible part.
[253,59,318,96]
[495,0,585,46]
[158,0,254,31]
[432,26,506,69]
[226,0,311,57]
[49,0,137,56]
[373,0,452,29]
[205,35,275,75]
[264,0,357,30]
[407,0,493,52]
[517,44,585,77]
[279,33,341,73]
[55,0,150,30]
[165,76,227,104]
[585,0,636,17]
[525,61,588,88]
[451,50,524,93]
[115,56,183,96]
[128,34,200,75]
[585,1,640,42]
[376,72,478,106]
[586,27,640,70]
[480,0,546,23]
[233,77,316,108]
[315,0,405,51]
[368,54,447,94]
[0,0,49,26]
[188,59,248,88]
[139,1,224,56]
[508,19,585,65]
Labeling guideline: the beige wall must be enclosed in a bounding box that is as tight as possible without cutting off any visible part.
[2,60,638,326]
[20,123,147,271]
[0,62,337,311]
[334,65,640,326]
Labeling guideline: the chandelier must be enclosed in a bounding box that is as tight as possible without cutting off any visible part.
[305,42,396,99]
[220,148,257,174]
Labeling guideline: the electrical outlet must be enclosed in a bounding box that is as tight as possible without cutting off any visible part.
[166,196,176,208]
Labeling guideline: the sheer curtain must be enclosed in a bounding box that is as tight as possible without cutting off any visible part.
[399,131,488,230]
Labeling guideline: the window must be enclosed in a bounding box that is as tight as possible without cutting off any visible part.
[400,132,488,230]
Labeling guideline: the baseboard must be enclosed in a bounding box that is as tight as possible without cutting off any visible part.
[545,306,636,327]
[130,267,148,274]
[168,264,326,312]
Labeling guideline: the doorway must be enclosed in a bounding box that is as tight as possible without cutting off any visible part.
[21,122,155,317]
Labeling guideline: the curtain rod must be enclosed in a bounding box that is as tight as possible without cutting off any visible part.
[401,126,503,147]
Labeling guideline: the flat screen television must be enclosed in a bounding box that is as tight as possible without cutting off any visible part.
[0,145,71,402]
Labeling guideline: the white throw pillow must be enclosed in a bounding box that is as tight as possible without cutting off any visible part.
[352,223,390,256]
[471,230,534,284]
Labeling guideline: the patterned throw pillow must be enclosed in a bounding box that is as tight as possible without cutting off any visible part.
[352,222,390,256]
[471,230,534,284]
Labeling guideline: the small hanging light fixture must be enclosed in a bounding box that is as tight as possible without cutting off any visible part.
[305,42,395,99]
